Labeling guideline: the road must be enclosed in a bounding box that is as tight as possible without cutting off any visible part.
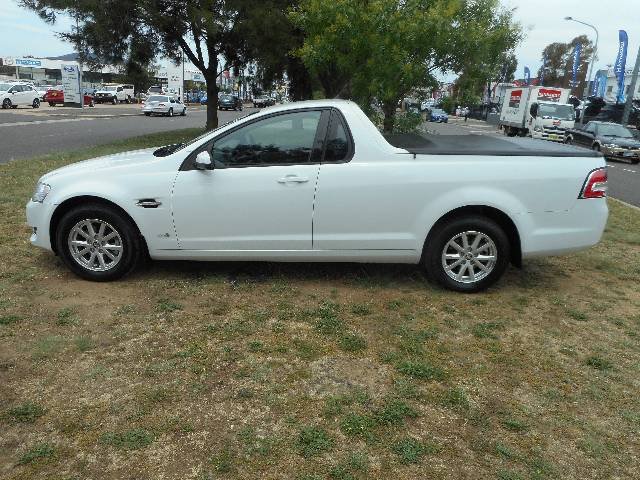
[0,103,252,164]
[428,117,640,208]
[2,105,639,207]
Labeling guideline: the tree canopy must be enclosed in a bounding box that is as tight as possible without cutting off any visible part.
[537,35,594,96]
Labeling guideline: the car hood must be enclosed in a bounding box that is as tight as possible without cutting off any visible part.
[40,148,161,183]
[599,136,640,147]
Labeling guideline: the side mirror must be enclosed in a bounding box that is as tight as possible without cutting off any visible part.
[529,103,538,118]
[194,150,213,170]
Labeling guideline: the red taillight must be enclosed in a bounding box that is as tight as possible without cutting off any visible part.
[579,167,607,199]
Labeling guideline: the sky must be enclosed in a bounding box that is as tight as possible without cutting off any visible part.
[1,0,639,77]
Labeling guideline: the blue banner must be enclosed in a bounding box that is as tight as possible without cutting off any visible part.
[592,70,607,97]
[539,56,547,84]
[614,30,628,103]
[571,44,582,88]
[524,66,531,85]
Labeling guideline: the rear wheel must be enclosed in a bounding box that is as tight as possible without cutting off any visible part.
[56,204,143,281]
[2,99,11,109]
[32,98,40,108]
[180,108,186,116]
[48,102,56,107]
[424,215,510,293]
[112,97,118,105]
[168,108,173,117]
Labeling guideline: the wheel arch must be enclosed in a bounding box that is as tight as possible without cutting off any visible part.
[422,205,522,268]
[49,195,148,257]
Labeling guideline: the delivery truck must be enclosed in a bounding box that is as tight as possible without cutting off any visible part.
[499,86,575,142]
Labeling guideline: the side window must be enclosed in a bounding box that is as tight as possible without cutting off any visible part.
[323,112,352,163]
[211,111,322,167]
[585,123,596,134]
[117,87,123,92]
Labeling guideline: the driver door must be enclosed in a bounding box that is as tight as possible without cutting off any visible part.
[171,109,327,252]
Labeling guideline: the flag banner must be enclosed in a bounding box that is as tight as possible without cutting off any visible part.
[614,30,628,103]
[524,66,531,85]
[571,44,582,88]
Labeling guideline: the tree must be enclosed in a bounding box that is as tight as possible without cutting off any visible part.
[291,0,521,132]
[20,0,274,130]
[537,35,594,96]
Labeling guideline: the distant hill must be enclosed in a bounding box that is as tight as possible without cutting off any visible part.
[45,53,78,61]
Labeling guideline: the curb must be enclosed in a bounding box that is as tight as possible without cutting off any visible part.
[609,197,640,211]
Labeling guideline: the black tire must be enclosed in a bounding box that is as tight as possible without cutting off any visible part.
[168,108,173,117]
[564,136,572,145]
[2,98,11,109]
[48,102,56,107]
[56,203,144,282]
[144,112,151,116]
[32,98,40,108]
[89,99,95,107]
[112,97,118,105]
[592,143,600,152]
[180,108,186,116]
[423,215,510,293]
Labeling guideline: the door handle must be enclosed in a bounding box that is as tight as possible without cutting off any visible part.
[277,175,309,184]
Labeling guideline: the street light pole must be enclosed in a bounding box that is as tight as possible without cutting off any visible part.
[564,16,598,126]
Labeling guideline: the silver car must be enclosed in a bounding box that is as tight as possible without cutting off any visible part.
[142,95,186,117]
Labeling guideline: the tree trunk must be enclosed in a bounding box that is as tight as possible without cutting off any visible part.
[287,56,313,101]
[205,75,219,131]
[382,100,397,134]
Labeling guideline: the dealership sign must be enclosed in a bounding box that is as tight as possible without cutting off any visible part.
[536,88,562,102]
[61,64,82,106]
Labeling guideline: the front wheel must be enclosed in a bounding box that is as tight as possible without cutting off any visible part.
[424,215,510,293]
[2,99,11,109]
[180,108,186,116]
[32,98,40,108]
[167,108,173,117]
[56,204,144,281]
[48,102,56,107]
[112,97,118,105]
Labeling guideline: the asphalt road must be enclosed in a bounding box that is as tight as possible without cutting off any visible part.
[0,104,251,164]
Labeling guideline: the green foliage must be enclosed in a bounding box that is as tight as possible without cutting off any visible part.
[392,437,431,464]
[18,442,55,465]
[100,429,154,450]
[396,360,445,381]
[5,402,45,423]
[586,355,613,371]
[296,426,334,457]
[338,332,367,352]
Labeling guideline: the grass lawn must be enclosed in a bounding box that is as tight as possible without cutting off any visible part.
[1,130,639,479]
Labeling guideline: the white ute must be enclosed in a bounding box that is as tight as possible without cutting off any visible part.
[26,100,608,292]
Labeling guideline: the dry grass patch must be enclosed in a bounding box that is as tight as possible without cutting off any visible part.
[0,132,639,479]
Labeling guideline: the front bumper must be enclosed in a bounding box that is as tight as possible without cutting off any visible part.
[26,199,55,252]
[601,146,640,161]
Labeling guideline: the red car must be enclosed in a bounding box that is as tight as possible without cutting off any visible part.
[44,89,95,107]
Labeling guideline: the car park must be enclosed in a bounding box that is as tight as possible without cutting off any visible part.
[0,81,41,109]
[26,99,608,292]
[564,121,640,164]
[43,88,95,107]
[253,95,275,108]
[218,94,243,111]
[142,95,186,116]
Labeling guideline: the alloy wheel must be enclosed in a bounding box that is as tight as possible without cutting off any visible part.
[441,230,497,284]
[67,219,123,272]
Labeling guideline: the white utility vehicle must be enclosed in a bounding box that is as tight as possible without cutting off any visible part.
[499,86,574,141]
[94,83,134,104]
[142,95,186,117]
[26,100,608,292]
[0,81,40,109]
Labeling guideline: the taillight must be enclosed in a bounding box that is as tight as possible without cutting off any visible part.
[579,167,607,199]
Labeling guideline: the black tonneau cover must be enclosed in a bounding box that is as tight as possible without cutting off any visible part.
[384,132,601,158]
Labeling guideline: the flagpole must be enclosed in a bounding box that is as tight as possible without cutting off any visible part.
[564,17,598,126]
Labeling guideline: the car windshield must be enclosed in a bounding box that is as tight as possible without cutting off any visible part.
[432,109,446,115]
[221,95,233,101]
[597,124,634,138]
[147,96,168,102]
[538,103,575,121]
[0,83,12,91]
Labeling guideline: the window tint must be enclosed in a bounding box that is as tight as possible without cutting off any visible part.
[211,111,321,167]
[323,113,350,163]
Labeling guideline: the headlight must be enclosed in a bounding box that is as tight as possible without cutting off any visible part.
[603,144,619,149]
[31,182,51,203]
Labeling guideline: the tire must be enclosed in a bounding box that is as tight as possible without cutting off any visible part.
[2,98,11,109]
[423,215,510,293]
[564,136,572,145]
[32,98,40,108]
[48,102,56,107]
[89,99,95,107]
[126,96,131,104]
[112,97,118,105]
[180,108,186,116]
[168,108,173,117]
[56,203,144,282]
[592,143,600,152]
[144,112,151,116]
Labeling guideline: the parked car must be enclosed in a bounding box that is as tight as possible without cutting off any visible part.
[564,121,640,164]
[26,100,607,292]
[218,94,243,111]
[43,88,95,107]
[94,84,134,104]
[592,102,640,129]
[142,95,186,116]
[253,95,275,108]
[0,82,40,109]
[428,108,449,123]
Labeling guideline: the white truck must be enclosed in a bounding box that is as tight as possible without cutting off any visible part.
[93,83,135,104]
[26,99,607,292]
[499,86,575,142]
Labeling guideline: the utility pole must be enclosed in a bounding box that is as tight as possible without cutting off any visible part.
[622,45,640,126]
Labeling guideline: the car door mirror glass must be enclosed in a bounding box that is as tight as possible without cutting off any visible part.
[194,150,213,170]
